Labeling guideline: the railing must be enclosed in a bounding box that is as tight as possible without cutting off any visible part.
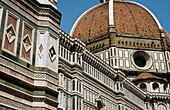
[82,61,123,92]
[148,92,170,97]
[59,45,82,66]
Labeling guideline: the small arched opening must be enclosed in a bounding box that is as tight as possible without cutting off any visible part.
[152,83,159,92]
[140,83,147,92]
[97,100,104,110]
[157,104,167,110]
[96,95,105,110]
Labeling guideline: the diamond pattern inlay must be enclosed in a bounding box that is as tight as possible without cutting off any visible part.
[23,34,31,53]
[39,44,43,53]
[38,44,43,58]
[49,45,56,62]
[6,24,16,44]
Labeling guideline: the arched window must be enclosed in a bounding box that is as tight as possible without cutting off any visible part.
[118,105,121,110]
[140,83,147,92]
[152,83,159,92]
[97,100,103,110]
[157,104,167,110]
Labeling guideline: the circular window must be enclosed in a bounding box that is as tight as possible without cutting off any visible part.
[131,51,152,70]
[134,55,146,67]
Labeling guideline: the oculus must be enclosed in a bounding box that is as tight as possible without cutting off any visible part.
[49,45,56,62]
[134,55,146,67]
[131,51,152,70]
[23,34,32,53]
[6,24,16,44]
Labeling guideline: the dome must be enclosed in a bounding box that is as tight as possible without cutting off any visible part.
[133,72,167,82]
[133,73,159,81]
[70,1,164,42]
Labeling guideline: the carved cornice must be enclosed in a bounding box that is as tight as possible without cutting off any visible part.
[0,95,56,110]
[58,60,83,76]
[82,50,117,80]
[0,95,32,109]
[1,0,61,33]
[59,29,85,52]
[0,83,33,101]
[0,54,58,82]
[15,0,61,24]
[145,92,170,102]
[0,82,58,109]
[85,34,110,45]
[123,79,146,100]
[116,33,161,40]
[0,55,59,94]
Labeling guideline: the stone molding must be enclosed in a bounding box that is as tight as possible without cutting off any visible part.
[1,0,61,34]
[0,96,31,109]
[0,54,58,87]
[0,95,52,110]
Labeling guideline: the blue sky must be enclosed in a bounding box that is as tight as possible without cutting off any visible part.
[58,0,170,35]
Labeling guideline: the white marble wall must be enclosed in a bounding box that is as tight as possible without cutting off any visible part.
[165,51,170,72]
[96,47,168,73]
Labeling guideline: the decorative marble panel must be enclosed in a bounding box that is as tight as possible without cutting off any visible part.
[125,60,130,68]
[161,63,165,70]
[124,50,128,58]
[35,31,49,67]
[105,51,109,59]
[6,24,16,44]
[119,59,124,67]
[47,33,59,71]
[2,11,19,55]
[119,50,123,58]
[155,62,159,70]
[20,22,34,64]
[154,53,158,60]
[49,45,56,62]
[159,54,164,61]
[23,33,32,53]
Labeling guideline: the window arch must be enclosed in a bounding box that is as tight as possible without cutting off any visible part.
[140,83,147,92]
[97,100,104,110]
[157,104,167,110]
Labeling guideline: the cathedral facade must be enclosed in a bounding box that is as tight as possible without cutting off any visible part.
[0,0,169,110]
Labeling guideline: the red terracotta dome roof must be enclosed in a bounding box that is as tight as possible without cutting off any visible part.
[70,1,163,42]
[133,72,159,81]
[71,3,109,42]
